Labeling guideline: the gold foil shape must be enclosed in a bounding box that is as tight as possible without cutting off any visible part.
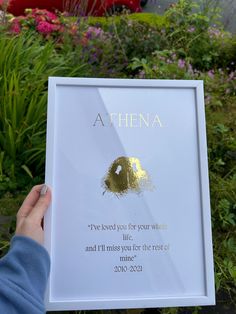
[102,156,154,196]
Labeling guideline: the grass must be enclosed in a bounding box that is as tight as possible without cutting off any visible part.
[0,32,90,187]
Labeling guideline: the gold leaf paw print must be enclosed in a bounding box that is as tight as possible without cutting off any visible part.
[102,157,154,196]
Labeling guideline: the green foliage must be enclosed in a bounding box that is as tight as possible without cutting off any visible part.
[161,0,232,70]
[88,2,234,71]
[109,18,163,64]
[0,32,90,192]
[86,14,168,70]
[128,50,194,79]
[60,25,127,78]
[0,34,55,188]
[203,69,236,301]
[88,13,168,31]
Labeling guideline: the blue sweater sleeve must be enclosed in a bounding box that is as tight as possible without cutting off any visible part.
[0,235,50,314]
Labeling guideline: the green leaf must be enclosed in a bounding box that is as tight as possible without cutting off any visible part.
[21,165,33,179]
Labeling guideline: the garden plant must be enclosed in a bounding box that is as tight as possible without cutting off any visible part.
[0,0,235,313]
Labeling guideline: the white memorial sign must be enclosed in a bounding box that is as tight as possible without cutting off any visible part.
[44,78,215,311]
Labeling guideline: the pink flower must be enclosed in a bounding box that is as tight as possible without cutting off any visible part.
[11,21,21,34]
[188,64,194,74]
[208,70,214,79]
[171,53,177,60]
[208,27,221,38]
[45,11,57,21]
[188,27,195,33]
[86,26,103,38]
[36,21,55,34]
[35,15,46,23]
[32,8,57,22]
[178,59,185,69]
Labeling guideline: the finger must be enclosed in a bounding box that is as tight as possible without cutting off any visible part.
[17,185,44,220]
[28,187,51,222]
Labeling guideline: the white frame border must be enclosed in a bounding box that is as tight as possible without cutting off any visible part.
[44,77,215,311]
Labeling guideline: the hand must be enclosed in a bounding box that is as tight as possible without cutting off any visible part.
[15,185,51,245]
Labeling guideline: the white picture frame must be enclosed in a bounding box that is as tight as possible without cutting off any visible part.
[44,77,215,311]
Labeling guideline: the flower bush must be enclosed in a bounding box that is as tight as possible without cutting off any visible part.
[128,50,196,79]
[9,8,65,38]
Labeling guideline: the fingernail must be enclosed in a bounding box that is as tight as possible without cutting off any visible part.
[40,184,48,196]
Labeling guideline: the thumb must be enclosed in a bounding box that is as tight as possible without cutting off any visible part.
[28,185,51,222]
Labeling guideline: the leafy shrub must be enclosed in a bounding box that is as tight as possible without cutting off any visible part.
[128,50,195,79]
[86,4,233,72]
[0,32,90,193]
[61,23,127,77]
[88,12,168,30]
[203,69,236,300]
[0,34,55,188]
[8,8,66,38]
[162,0,233,70]
[111,17,166,62]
